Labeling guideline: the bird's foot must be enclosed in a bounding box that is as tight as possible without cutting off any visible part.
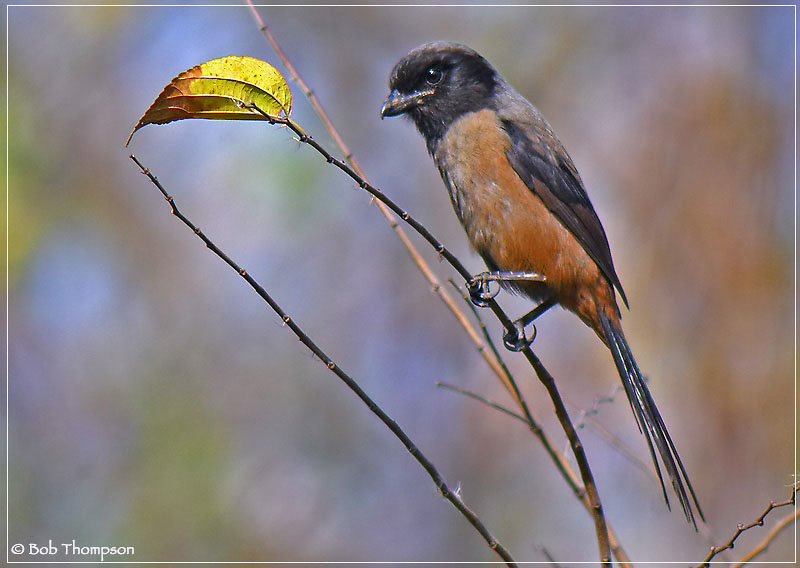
[467,271,546,308]
[467,273,500,307]
[503,319,536,352]
[502,299,555,351]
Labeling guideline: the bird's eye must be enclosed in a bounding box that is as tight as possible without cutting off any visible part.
[425,67,443,86]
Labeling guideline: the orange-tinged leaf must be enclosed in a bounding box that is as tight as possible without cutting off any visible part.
[126,56,292,145]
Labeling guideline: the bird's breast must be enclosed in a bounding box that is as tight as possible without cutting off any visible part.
[433,109,610,315]
[434,110,517,251]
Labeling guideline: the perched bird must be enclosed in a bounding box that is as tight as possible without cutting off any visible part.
[381,41,703,527]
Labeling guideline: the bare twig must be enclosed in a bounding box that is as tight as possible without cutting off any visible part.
[242,103,620,566]
[129,154,518,567]
[572,384,626,434]
[242,11,624,560]
[447,277,517,389]
[569,405,656,481]
[520,347,611,564]
[435,382,528,424]
[734,507,799,565]
[565,385,659,478]
[449,275,628,564]
[535,544,563,567]
[695,483,798,567]
[243,0,518,399]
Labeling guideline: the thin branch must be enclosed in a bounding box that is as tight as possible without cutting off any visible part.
[535,544,563,567]
[447,277,517,391]
[520,347,612,564]
[243,0,516,398]
[568,404,657,481]
[435,382,528,424]
[241,13,628,561]
[243,103,622,566]
[435,381,622,566]
[565,385,660,479]
[248,102,537,399]
[572,384,626,434]
[451,271,626,565]
[734,507,799,565]
[695,483,799,567]
[129,154,518,567]
[566,384,722,557]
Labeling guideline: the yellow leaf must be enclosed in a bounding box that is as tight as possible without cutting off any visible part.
[126,56,292,146]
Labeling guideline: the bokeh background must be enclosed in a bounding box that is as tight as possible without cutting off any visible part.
[7,3,795,564]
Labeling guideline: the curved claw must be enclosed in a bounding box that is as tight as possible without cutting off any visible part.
[467,276,499,307]
[503,320,537,352]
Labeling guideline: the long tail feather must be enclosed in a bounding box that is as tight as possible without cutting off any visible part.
[598,311,704,528]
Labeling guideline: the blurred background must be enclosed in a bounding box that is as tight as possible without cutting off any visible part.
[6,4,795,564]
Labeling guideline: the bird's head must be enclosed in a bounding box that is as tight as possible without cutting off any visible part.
[381,42,498,148]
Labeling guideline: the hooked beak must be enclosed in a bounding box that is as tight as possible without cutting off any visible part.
[380,88,433,118]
